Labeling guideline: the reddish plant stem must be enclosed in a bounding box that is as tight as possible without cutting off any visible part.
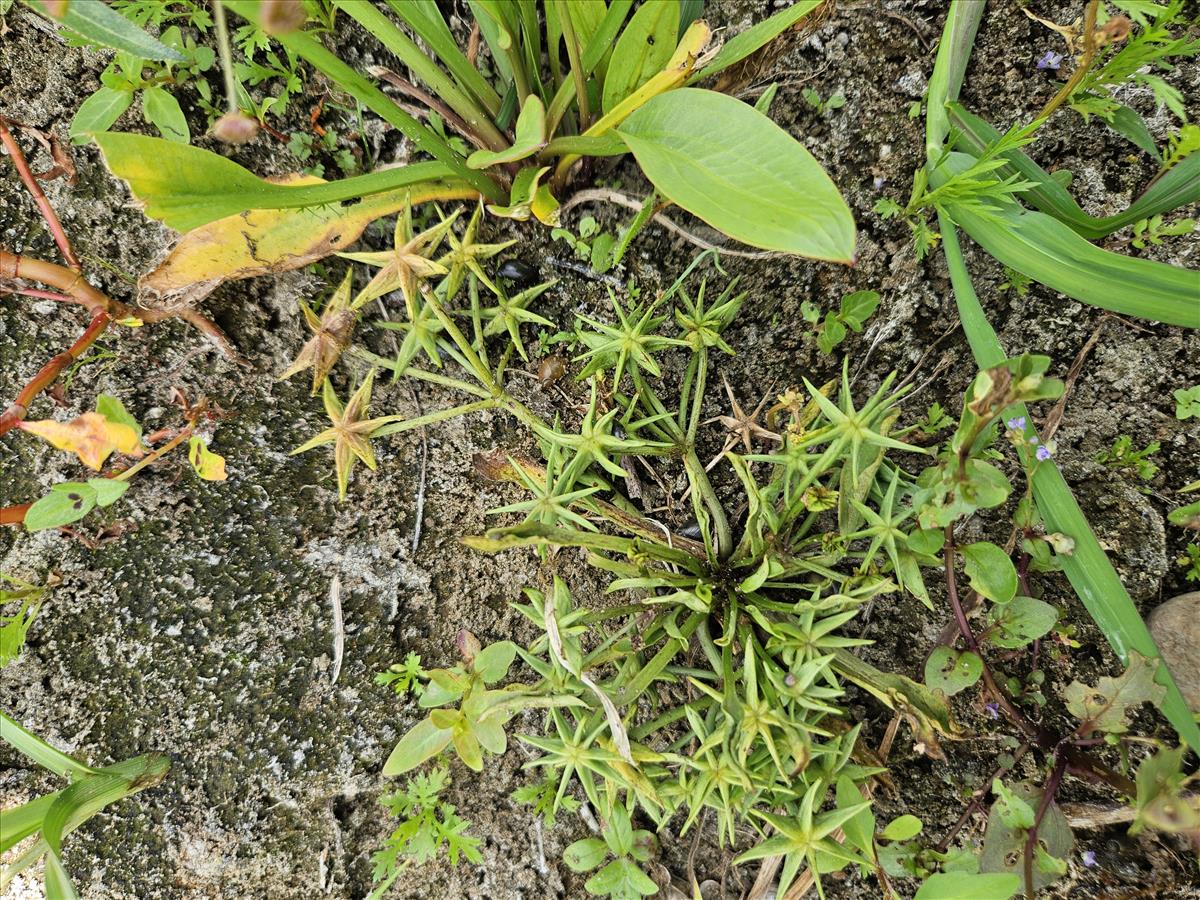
[0,117,81,272]
[1,286,77,303]
[937,740,1031,852]
[1023,754,1068,900]
[2,250,247,430]
[0,310,111,436]
[944,525,1040,741]
[0,504,32,526]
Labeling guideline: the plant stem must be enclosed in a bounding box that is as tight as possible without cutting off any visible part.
[212,0,239,115]
[0,118,81,271]
[943,525,1038,740]
[556,0,591,134]
[0,311,110,437]
[1023,753,1067,900]
[1036,0,1101,121]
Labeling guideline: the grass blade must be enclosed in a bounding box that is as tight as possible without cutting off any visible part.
[937,165,1199,327]
[223,0,503,203]
[383,0,502,116]
[948,103,1200,239]
[334,0,506,151]
[0,712,96,780]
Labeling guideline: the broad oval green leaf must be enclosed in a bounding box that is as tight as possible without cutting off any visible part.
[602,0,678,113]
[381,716,453,776]
[34,0,186,61]
[142,86,189,144]
[962,541,1017,605]
[24,484,98,532]
[69,86,133,146]
[617,88,855,261]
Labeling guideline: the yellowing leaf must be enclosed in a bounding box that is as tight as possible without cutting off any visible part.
[139,179,479,310]
[20,413,143,470]
[187,437,227,481]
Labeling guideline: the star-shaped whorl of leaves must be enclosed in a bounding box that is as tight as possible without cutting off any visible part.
[704,377,783,458]
[575,290,687,387]
[290,370,401,499]
[278,271,359,394]
[480,279,557,361]
[435,202,515,302]
[339,204,458,314]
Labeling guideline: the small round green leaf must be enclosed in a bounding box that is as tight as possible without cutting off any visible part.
[881,814,923,842]
[473,640,517,683]
[987,596,1058,649]
[563,837,608,873]
[924,646,983,696]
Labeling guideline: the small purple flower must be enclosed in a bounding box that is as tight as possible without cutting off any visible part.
[1037,51,1064,71]
[873,176,887,190]
[1082,850,1098,868]
[1036,445,1052,461]
[1007,416,1026,430]
[985,701,1000,720]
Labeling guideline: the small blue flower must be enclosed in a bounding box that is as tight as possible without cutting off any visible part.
[1007,416,1026,430]
[1037,51,1064,71]
[985,701,1000,720]
[1036,445,1052,461]
[1082,850,1098,867]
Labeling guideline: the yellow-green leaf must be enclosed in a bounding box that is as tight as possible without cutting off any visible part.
[602,0,678,113]
[617,89,855,262]
[187,437,227,482]
[467,95,546,169]
[20,413,143,470]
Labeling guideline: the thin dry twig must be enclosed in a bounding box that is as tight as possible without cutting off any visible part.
[558,188,783,260]
[329,574,344,684]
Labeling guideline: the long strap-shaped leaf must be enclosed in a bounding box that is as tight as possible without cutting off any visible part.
[92,132,468,232]
[948,103,1200,239]
[383,0,502,117]
[222,0,503,203]
[936,154,1199,327]
[0,711,97,780]
[927,1,1200,750]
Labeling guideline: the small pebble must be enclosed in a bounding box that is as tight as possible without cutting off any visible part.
[1148,591,1200,711]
